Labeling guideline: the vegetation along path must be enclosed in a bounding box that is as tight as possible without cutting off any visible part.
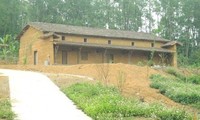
[0,69,91,120]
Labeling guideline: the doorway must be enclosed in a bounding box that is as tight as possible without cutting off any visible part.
[34,51,38,65]
[107,54,114,63]
[62,51,68,64]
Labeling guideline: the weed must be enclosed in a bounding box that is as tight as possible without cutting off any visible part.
[95,64,110,86]
[116,70,127,93]
[0,99,15,120]
[158,53,168,66]
[23,56,27,65]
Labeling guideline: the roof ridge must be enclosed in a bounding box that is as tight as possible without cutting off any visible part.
[28,22,139,33]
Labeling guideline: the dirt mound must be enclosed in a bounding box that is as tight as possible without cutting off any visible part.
[0,63,181,107]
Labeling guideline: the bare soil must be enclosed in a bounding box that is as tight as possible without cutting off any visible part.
[0,74,9,99]
[0,63,198,113]
[46,73,96,88]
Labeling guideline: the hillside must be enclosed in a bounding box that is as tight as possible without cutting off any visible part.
[0,64,182,107]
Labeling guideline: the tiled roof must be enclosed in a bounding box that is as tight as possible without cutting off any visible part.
[162,41,183,47]
[19,22,170,42]
[54,41,174,53]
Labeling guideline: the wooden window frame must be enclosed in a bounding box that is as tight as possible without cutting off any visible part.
[62,51,68,64]
[34,51,38,65]
[131,42,135,46]
[84,38,87,43]
[107,54,114,63]
[108,40,111,44]
[151,42,155,47]
[62,36,65,41]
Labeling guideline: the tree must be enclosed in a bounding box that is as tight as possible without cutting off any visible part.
[111,0,144,31]
[152,0,200,66]
[0,0,22,36]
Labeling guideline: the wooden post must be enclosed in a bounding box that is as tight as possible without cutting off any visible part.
[77,47,82,64]
[172,52,177,67]
[103,49,107,63]
[54,45,59,64]
[128,51,133,64]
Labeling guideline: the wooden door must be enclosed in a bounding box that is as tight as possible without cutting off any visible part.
[34,51,38,65]
[62,51,68,64]
[107,54,114,63]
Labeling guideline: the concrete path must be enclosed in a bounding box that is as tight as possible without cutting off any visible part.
[0,69,91,120]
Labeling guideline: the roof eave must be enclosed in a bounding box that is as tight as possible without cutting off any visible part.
[17,23,49,40]
[53,32,169,42]
[162,41,183,48]
[16,25,30,40]
[54,41,174,53]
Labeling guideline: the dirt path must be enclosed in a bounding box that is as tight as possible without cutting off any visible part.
[0,69,91,120]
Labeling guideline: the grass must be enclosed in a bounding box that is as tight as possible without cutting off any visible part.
[150,74,200,110]
[62,83,192,120]
[0,99,15,120]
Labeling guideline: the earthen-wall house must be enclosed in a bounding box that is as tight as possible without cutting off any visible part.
[18,22,181,67]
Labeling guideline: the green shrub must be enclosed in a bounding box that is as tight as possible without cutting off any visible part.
[165,68,200,85]
[156,108,190,120]
[62,83,192,120]
[0,99,15,120]
[165,67,186,80]
[149,74,168,94]
[187,75,200,84]
[178,54,189,67]
[150,74,200,105]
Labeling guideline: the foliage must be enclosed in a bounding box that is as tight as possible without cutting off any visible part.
[0,0,22,36]
[191,102,200,110]
[147,51,155,66]
[189,49,200,66]
[6,0,145,34]
[153,0,200,66]
[150,74,200,107]
[0,99,15,120]
[177,54,189,67]
[164,67,200,85]
[62,83,192,120]
[187,75,200,85]
[164,67,186,80]
[0,35,19,64]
